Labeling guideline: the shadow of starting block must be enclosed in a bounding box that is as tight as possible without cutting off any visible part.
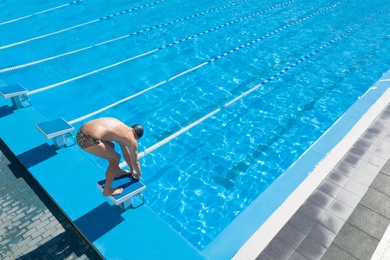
[36,118,75,148]
[0,84,31,109]
[97,175,146,210]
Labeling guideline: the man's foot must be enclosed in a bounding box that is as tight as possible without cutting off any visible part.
[115,169,131,178]
[103,187,123,196]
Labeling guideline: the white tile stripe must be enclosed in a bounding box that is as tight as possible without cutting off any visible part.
[233,80,390,259]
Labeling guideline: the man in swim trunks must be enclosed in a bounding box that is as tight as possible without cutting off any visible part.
[76,117,144,196]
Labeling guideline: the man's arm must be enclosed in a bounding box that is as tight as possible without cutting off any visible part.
[120,144,134,173]
[120,138,142,180]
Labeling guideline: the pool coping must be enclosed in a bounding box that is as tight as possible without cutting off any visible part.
[230,70,390,259]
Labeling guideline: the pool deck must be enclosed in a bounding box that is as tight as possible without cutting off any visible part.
[1,68,390,259]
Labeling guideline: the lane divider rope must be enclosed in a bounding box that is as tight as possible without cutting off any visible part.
[117,9,383,167]
[0,0,251,73]
[67,0,348,125]
[0,0,166,50]
[0,0,81,26]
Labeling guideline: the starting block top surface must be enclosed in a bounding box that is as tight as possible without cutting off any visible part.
[0,84,28,98]
[97,175,146,205]
[36,118,74,139]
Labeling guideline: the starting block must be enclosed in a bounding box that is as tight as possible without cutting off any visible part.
[36,118,75,148]
[97,175,146,210]
[0,84,31,109]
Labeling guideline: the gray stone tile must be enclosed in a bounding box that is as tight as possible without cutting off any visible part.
[256,252,274,260]
[362,127,382,141]
[288,211,317,236]
[307,224,336,248]
[342,154,363,169]
[360,188,390,218]
[308,190,334,210]
[381,159,390,176]
[327,200,354,222]
[332,223,379,260]
[289,251,309,260]
[371,172,390,196]
[296,237,327,260]
[349,144,369,158]
[333,162,357,178]
[347,204,390,240]
[317,180,342,199]
[326,171,349,187]
[321,245,358,260]
[299,200,326,222]
[335,189,361,210]
[274,224,306,250]
[261,238,295,260]
[318,211,345,234]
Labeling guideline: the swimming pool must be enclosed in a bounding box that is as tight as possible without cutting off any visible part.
[1,0,389,257]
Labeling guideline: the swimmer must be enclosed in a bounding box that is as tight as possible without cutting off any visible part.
[76,117,144,196]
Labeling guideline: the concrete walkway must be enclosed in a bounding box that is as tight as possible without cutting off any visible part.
[257,102,390,260]
[0,139,101,260]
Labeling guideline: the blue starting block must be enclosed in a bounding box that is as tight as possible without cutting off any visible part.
[36,118,75,148]
[97,175,146,210]
[0,84,31,109]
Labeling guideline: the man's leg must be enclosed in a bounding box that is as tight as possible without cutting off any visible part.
[84,141,123,196]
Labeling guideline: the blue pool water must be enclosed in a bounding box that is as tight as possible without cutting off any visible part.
[1,0,389,252]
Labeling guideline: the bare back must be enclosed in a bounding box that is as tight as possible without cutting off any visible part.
[81,117,132,143]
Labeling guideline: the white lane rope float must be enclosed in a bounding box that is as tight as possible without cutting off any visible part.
[64,0,349,125]
[0,0,166,50]
[117,9,384,167]
[0,0,251,73]
[0,0,81,26]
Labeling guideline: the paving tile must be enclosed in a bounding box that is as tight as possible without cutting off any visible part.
[376,139,390,153]
[326,170,349,187]
[349,144,370,158]
[362,127,383,141]
[299,200,326,222]
[327,200,354,221]
[289,251,309,260]
[256,252,274,260]
[321,245,358,260]
[344,178,369,197]
[360,188,390,218]
[342,153,363,169]
[288,210,317,236]
[317,179,342,199]
[358,160,383,176]
[296,237,327,259]
[333,162,357,178]
[371,172,390,196]
[332,222,379,260]
[273,224,306,250]
[308,190,333,210]
[381,159,390,176]
[352,169,377,187]
[261,238,295,260]
[318,211,345,234]
[347,204,390,240]
[335,189,361,209]
[307,223,337,248]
